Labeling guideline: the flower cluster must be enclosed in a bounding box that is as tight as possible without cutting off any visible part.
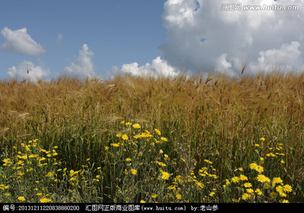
[225,138,292,203]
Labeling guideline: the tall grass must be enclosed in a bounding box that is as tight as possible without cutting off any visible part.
[0,68,303,203]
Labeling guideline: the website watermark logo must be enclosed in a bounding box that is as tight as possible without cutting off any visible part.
[221,3,300,11]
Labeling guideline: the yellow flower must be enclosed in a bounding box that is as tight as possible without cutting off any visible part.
[36,193,43,196]
[151,193,158,198]
[122,134,128,140]
[272,177,283,187]
[155,139,161,143]
[111,143,120,147]
[196,182,204,189]
[231,176,240,183]
[161,137,168,142]
[154,129,161,135]
[132,124,141,129]
[255,188,262,195]
[282,199,289,203]
[204,159,213,164]
[244,183,252,188]
[240,175,248,181]
[260,137,265,141]
[270,192,277,198]
[168,186,176,190]
[257,174,270,183]
[181,158,185,162]
[281,160,285,163]
[126,158,132,162]
[209,192,215,197]
[125,122,132,126]
[242,193,250,200]
[40,148,47,153]
[255,144,260,147]
[156,161,166,167]
[105,146,110,150]
[264,183,270,189]
[255,165,264,173]
[40,198,52,203]
[20,155,27,160]
[246,188,254,195]
[174,193,181,200]
[161,171,170,180]
[249,163,258,170]
[39,157,46,161]
[69,176,77,182]
[283,184,292,193]
[131,169,137,175]
[276,186,284,194]
[267,152,276,157]
[140,200,145,203]
[18,196,25,201]
[46,172,53,177]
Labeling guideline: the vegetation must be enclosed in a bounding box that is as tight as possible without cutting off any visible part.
[0,68,303,203]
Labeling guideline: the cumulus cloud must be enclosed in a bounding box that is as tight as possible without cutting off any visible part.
[112,56,179,79]
[0,27,46,56]
[7,60,51,84]
[64,44,101,81]
[158,0,304,77]
[249,41,302,73]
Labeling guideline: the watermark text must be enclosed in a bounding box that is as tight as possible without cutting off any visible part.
[221,3,300,11]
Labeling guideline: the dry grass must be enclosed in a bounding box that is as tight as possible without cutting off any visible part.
[0,67,304,202]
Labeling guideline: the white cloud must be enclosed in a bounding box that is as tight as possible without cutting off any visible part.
[159,0,304,77]
[7,60,50,84]
[215,54,238,78]
[0,27,46,56]
[57,33,63,46]
[249,41,302,73]
[113,56,179,79]
[64,44,101,81]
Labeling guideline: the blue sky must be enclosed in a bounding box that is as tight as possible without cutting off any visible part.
[1,0,304,84]
[0,0,167,82]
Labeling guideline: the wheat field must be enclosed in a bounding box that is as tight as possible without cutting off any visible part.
[0,68,303,203]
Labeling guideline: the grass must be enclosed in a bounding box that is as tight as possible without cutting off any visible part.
[0,68,303,203]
